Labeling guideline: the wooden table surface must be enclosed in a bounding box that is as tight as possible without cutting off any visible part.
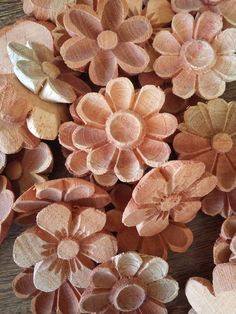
[0,2,236,314]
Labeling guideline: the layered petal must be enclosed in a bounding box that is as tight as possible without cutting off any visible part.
[137,212,169,236]
[216,153,236,191]
[148,278,179,303]
[72,125,106,150]
[213,28,236,55]
[202,188,225,216]
[170,201,201,223]
[194,11,223,42]
[146,113,178,139]
[31,291,55,314]
[90,266,118,289]
[213,56,236,82]
[172,69,196,99]
[57,282,81,314]
[171,0,202,13]
[69,256,94,288]
[153,30,181,55]
[198,71,225,99]
[154,56,182,78]
[113,251,142,277]
[100,0,127,30]
[66,151,89,177]
[172,12,194,43]
[138,256,169,283]
[218,0,236,26]
[140,299,167,314]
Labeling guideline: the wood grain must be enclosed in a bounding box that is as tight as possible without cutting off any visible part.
[0,2,236,313]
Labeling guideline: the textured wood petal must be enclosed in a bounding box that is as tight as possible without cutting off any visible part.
[63,179,96,202]
[100,0,126,30]
[57,282,81,314]
[114,251,142,277]
[154,56,182,78]
[138,257,169,283]
[194,11,223,42]
[225,101,236,135]
[218,0,236,26]
[72,126,106,150]
[0,188,14,223]
[172,69,196,99]
[117,228,140,253]
[137,213,169,237]
[75,208,106,236]
[59,122,78,151]
[91,266,118,289]
[213,28,236,54]
[153,30,181,55]
[12,270,36,299]
[79,290,110,313]
[170,201,201,223]
[66,151,89,177]
[202,189,225,216]
[172,13,194,43]
[185,174,217,198]
[146,113,178,139]
[213,56,236,82]
[69,260,93,288]
[148,278,179,303]
[171,0,202,12]
[173,132,211,155]
[31,291,55,314]
[216,154,236,191]
[0,122,24,154]
[140,299,167,314]
[213,263,236,295]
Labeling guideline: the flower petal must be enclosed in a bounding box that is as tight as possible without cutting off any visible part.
[72,125,106,150]
[171,201,201,223]
[59,121,78,151]
[213,56,236,82]
[114,42,149,74]
[138,256,169,283]
[89,50,118,86]
[69,256,94,288]
[137,212,169,236]
[91,266,118,289]
[153,56,182,78]
[172,69,196,99]
[0,123,24,154]
[66,151,89,177]
[198,70,225,99]
[207,98,229,133]
[225,101,236,135]
[63,179,96,202]
[153,30,181,55]
[140,299,167,314]
[148,278,179,303]
[202,188,225,216]
[216,153,236,191]
[75,208,106,236]
[36,203,72,237]
[194,11,223,42]
[137,138,171,167]
[172,12,194,43]
[100,0,127,30]
[12,270,37,299]
[87,143,118,175]
[213,28,236,54]
[146,113,178,139]
[213,263,236,294]
[113,251,143,277]
[140,234,168,260]
[31,291,55,314]
[171,0,202,12]
[184,173,217,198]
[117,228,140,252]
[80,232,117,263]
[218,0,236,26]
[114,150,144,182]
[106,77,134,111]
[79,290,110,313]
[57,282,81,314]
[118,16,152,43]
[133,85,165,118]
[188,149,218,173]
[76,93,112,128]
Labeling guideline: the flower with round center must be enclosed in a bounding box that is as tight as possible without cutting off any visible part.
[13,203,117,292]
[153,11,236,99]
[60,0,152,86]
[122,160,217,237]
[173,99,236,191]
[60,77,177,183]
[171,0,236,26]
[79,252,179,313]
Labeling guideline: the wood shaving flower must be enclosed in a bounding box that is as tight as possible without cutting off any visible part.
[80,251,179,313]
[213,216,236,264]
[186,263,236,314]
[171,0,236,26]
[61,0,152,86]
[174,99,236,191]
[123,160,217,236]
[4,142,53,195]
[106,184,193,259]
[13,200,117,292]
[202,188,236,217]
[153,11,236,99]
[0,176,14,245]
[60,77,177,183]
[13,268,83,314]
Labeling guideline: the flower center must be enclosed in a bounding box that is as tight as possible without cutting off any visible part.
[160,194,182,212]
[182,40,215,71]
[57,239,79,260]
[212,133,233,153]
[5,161,23,180]
[42,61,61,79]
[105,110,145,149]
[97,31,118,50]
[110,278,147,312]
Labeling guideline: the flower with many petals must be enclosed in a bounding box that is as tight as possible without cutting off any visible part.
[80,252,179,313]
[153,11,236,99]
[59,77,177,183]
[123,160,217,237]
[61,0,152,85]
[174,99,236,191]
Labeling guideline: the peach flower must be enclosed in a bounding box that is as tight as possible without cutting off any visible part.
[123,160,217,237]
[173,99,236,191]
[13,203,117,292]
[171,0,236,26]
[13,269,83,314]
[59,77,177,183]
[80,252,179,313]
[106,184,193,259]
[61,0,152,85]
[153,11,236,99]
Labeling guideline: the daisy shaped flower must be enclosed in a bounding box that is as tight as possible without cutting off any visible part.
[60,77,177,183]
[106,184,193,259]
[202,187,236,217]
[0,176,14,245]
[123,160,217,237]
[13,202,117,292]
[13,268,83,314]
[7,41,88,103]
[171,0,236,26]
[213,215,236,264]
[61,0,152,86]
[186,263,236,314]
[153,11,236,99]
[80,252,179,313]
[174,99,236,191]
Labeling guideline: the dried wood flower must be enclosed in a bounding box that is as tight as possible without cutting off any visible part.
[171,0,236,26]
[213,215,236,264]
[123,160,217,237]
[153,11,236,99]
[13,177,111,224]
[106,184,193,259]
[4,143,53,195]
[80,251,179,313]
[60,77,177,183]
[7,41,84,103]
[13,201,117,292]
[13,268,83,314]
[0,176,14,245]
[202,188,236,217]
[186,263,236,314]
[174,99,236,191]
[61,0,152,86]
